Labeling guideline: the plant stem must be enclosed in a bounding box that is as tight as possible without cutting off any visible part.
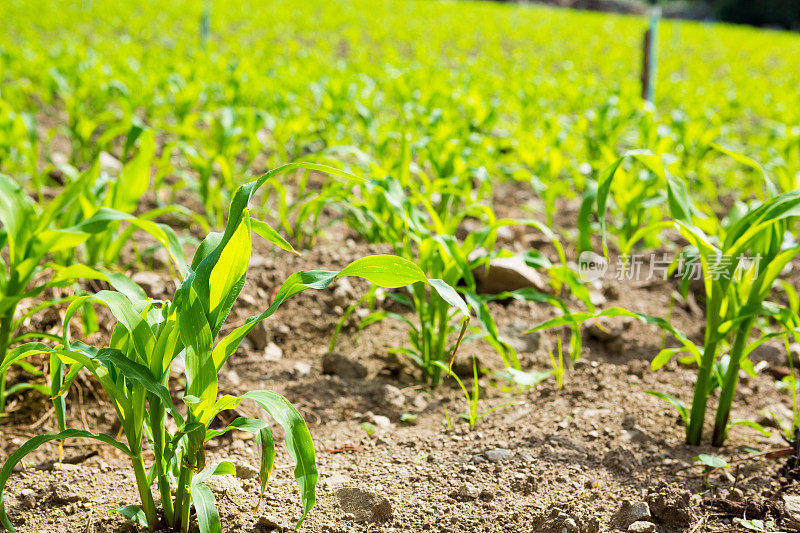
[174,464,192,533]
[132,453,158,532]
[0,305,18,414]
[686,286,723,446]
[149,398,174,526]
[687,337,718,446]
[712,318,755,446]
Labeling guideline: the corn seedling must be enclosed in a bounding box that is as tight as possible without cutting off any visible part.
[0,173,185,414]
[593,150,800,446]
[433,358,519,429]
[0,163,469,533]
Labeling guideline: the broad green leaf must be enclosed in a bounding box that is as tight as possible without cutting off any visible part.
[108,505,148,527]
[243,391,317,529]
[192,482,222,533]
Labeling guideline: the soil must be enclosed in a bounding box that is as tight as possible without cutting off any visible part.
[1,180,800,533]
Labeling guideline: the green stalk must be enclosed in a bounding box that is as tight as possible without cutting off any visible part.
[686,286,722,446]
[431,301,448,387]
[131,453,158,532]
[174,464,193,533]
[712,317,756,446]
[0,304,18,414]
[149,397,174,526]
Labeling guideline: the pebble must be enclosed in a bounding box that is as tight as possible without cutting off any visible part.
[52,462,81,471]
[323,473,352,488]
[627,521,656,533]
[563,517,579,532]
[484,448,513,463]
[449,482,480,501]
[612,500,650,529]
[322,352,367,379]
[256,513,287,531]
[472,254,547,293]
[372,415,392,429]
[293,361,312,376]
[131,271,167,297]
[479,488,495,501]
[236,462,259,480]
[728,488,744,502]
[204,475,244,496]
[382,384,406,408]
[51,482,81,504]
[335,487,393,523]
[263,342,283,362]
[18,488,36,509]
[784,494,800,523]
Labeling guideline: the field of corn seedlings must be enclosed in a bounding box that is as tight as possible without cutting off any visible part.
[1,0,800,531]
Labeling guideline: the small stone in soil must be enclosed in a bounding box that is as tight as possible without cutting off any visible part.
[131,271,167,297]
[51,482,81,503]
[236,462,259,480]
[263,342,283,362]
[322,352,368,379]
[18,488,36,509]
[627,521,656,533]
[449,482,480,501]
[783,494,800,525]
[293,361,311,375]
[204,475,244,496]
[335,487,393,523]
[484,448,512,463]
[256,513,287,531]
[323,473,352,488]
[612,500,650,529]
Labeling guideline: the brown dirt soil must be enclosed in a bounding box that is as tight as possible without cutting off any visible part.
[1,185,800,533]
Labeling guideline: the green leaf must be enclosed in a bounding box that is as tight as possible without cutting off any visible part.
[645,390,689,427]
[212,256,469,372]
[251,218,300,256]
[108,505,148,527]
[256,426,276,509]
[651,348,683,371]
[694,453,728,469]
[205,417,268,441]
[242,391,317,529]
[192,482,221,533]
[728,419,771,437]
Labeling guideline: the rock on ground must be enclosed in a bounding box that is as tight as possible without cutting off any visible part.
[646,483,693,527]
[473,255,546,294]
[322,352,367,379]
[449,481,480,501]
[335,487,393,523]
[627,521,656,533]
[612,500,650,529]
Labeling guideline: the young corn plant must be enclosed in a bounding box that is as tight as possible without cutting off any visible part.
[0,163,469,533]
[566,150,800,446]
[58,128,208,267]
[0,173,185,414]
[432,358,520,429]
[340,158,585,384]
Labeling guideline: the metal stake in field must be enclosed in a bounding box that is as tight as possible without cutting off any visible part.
[641,7,661,103]
[200,0,211,48]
